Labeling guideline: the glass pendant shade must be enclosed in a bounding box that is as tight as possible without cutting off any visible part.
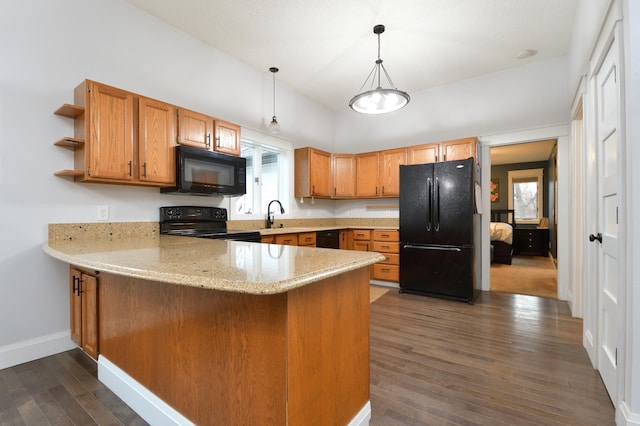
[349,25,410,114]
[268,116,280,134]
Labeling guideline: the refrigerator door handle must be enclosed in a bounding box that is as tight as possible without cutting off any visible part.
[426,178,432,231]
[403,244,461,252]
[434,177,440,232]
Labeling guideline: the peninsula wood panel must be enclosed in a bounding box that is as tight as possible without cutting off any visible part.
[97,268,371,425]
[98,274,288,425]
[287,267,370,425]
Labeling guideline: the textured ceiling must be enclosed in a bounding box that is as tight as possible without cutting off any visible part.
[121,0,579,111]
[491,140,556,166]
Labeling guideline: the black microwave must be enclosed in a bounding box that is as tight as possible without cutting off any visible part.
[161,146,247,196]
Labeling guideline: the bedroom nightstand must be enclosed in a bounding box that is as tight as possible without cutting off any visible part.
[515,228,549,257]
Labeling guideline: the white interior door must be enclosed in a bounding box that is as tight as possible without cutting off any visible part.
[593,37,621,403]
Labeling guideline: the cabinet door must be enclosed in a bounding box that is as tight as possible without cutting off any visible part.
[138,97,176,185]
[332,154,356,198]
[294,147,332,198]
[408,143,439,164]
[298,232,316,246]
[177,108,213,150]
[356,152,379,197]
[81,273,99,360]
[441,137,477,162]
[69,268,83,345]
[87,82,134,180]
[353,240,370,251]
[339,230,349,249]
[214,119,241,156]
[379,148,406,197]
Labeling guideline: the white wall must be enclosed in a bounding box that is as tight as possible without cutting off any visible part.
[0,0,333,363]
[332,57,570,153]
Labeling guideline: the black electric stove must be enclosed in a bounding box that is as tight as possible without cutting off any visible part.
[159,206,261,242]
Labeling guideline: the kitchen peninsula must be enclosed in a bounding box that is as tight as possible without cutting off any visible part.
[44,223,384,425]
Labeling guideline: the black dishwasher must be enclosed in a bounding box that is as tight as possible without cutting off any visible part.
[316,230,340,249]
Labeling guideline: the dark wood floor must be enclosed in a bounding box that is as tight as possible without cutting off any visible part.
[370,290,615,425]
[1,290,614,425]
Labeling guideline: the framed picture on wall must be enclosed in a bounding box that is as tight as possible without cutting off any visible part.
[490,178,499,202]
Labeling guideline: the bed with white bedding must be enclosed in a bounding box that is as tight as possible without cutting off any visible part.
[490,210,516,265]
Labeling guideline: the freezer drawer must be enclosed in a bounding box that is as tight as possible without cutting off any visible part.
[399,244,475,303]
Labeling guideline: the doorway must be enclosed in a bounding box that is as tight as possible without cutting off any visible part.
[488,140,558,298]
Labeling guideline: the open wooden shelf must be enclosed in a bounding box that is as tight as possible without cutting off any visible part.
[54,137,85,149]
[54,169,84,177]
[54,104,84,118]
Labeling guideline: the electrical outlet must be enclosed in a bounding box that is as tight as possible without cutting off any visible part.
[97,205,109,221]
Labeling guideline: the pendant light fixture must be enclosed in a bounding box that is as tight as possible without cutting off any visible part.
[349,24,410,114]
[268,67,280,134]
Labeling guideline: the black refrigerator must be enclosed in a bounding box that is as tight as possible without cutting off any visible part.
[399,157,478,303]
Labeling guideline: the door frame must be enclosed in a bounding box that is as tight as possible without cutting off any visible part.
[479,125,569,300]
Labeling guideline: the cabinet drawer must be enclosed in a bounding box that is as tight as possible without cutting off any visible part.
[261,235,276,244]
[372,264,399,282]
[372,241,399,253]
[353,240,370,252]
[298,232,316,246]
[352,230,371,240]
[275,234,298,246]
[379,252,399,265]
[372,230,399,242]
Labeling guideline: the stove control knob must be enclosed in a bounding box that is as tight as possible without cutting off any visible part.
[175,209,182,217]
[166,209,174,217]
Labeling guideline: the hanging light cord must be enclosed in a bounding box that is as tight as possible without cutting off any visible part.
[353,27,398,94]
[272,71,276,118]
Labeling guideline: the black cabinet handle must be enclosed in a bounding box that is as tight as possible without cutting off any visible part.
[589,233,603,243]
[73,276,84,296]
[142,162,147,178]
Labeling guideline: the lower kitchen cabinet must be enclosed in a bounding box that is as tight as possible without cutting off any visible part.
[371,230,400,282]
[275,234,298,246]
[297,232,316,247]
[70,267,99,359]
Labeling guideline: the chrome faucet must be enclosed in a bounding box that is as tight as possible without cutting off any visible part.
[266,200,285,229]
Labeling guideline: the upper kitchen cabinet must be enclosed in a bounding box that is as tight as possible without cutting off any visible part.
[176,108,241,156]
[441,137,477,162]
[408,143,439,164]
[138,96,176,185]
[408,137,477,164]
[214,119,241,156]
[176,108,213,150]
[332,154,356,198]
[356,152,380,197]
[54,80,176,187]
[294,147,332,198]
[379,148,407,197]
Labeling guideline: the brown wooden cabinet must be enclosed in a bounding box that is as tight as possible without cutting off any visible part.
[294,147,332,198]
[213,119,241,156]
[297,232,316,247]
[275,234,298,246]
[379,148,407,197]
[370,230,400,282]
[355,152,380,197]
[70,267,99,360]
[408,137,477,165]
[54,80,176,187]
[408,143,439,164]
[332,154,356,198]
[350,229,372,251]
[441,137,477,162]
[177,108,213,150]
[138,96,176,185]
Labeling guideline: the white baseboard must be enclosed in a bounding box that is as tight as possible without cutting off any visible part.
[0,331,76,370]
[98,356,195,426]
[99,355,371,426]
[619,400,640,426]
[370,279,399,289]
[349,401,371,426]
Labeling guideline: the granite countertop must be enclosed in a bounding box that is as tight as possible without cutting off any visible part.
[258,225,398,235]
[43,235,385,295]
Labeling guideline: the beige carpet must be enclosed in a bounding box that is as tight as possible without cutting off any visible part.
[491,255,557,298]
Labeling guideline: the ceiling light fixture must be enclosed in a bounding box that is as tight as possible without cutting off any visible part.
[349,24,410,115]
[268,67,280,134]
